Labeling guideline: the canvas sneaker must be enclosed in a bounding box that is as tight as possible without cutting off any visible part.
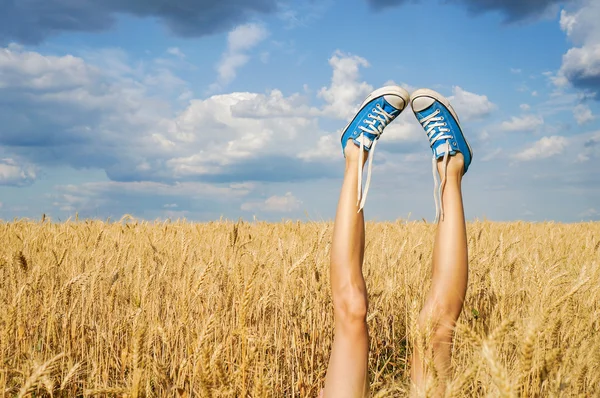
[340,85,410,212]
[410,88,473,222]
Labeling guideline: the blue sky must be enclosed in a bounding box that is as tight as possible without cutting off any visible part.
[0,0,599,222]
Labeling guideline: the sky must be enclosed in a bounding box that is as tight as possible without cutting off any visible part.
[0,0,599,223]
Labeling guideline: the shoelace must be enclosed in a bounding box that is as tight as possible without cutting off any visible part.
[419,109,453,223]
[356,103,396,213]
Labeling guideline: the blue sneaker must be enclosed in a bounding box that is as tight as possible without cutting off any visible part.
[340,86,410,211]
[410,88,473,222]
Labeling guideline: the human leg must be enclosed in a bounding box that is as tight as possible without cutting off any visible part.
[409,89,472,396]
[323,86,410,398]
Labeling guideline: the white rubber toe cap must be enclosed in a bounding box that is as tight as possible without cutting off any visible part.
[411,96,436,112]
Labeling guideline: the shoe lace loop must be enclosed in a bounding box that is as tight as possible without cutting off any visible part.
[356,104,396,212]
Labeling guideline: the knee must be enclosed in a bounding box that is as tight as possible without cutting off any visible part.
[417,303,460,341]
[333,285,368,326]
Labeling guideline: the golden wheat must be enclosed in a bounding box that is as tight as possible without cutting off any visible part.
[1,219,599,397]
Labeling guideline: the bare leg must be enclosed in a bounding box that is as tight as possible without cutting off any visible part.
[322,142,370,398]
[411,154,468,396]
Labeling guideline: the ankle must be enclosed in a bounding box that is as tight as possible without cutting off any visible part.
[437,153,465,178]
[344,141,369,166]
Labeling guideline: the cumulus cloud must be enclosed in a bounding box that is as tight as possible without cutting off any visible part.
[1,45,353,187]
[512,136,568,161]
[297,134,340,162]
[366,0,571,21]
[0,158,36,186]
[0,46,98,92]
[318,51,373,119]
[0,0,279,44]
[573,104,595,125]
[241,192,302,213]
[0,44,501,221]
[231,89,320,118]
[165,91,326,180]
[213,23,269,88]
[556,0,600,95]
[0,46,178,175]
[500,114,544,132]
[448,86,496,121]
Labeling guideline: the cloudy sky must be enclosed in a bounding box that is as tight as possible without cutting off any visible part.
[0,0,599,222]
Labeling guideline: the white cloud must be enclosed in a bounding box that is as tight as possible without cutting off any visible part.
[448,86,496,121]
[510,68,522,74]
[512,136,568,161]
[0,46,98,90]
[0,158,36,186]
[298,133,340,162]
[556,0,600,93]
[166,91,320,176]
[241,192,302,213]
[167,47,185,58]
[0,46,179,177]
[0,45,337,185]
[382,110,423,142]
[318,50,373,119]
[230,89,320,118]
[573,104,595,125]
[214,23,268,87]
[500,114,544,132]
[520,103,531,111]
[560,44,600,86]
[277,1,331,29]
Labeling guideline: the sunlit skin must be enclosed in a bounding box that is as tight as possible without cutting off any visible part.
[411,153,468,397]
[322,142,468,397]
[322,142,370,398]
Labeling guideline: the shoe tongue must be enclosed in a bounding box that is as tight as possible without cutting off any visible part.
[433,140,456,159]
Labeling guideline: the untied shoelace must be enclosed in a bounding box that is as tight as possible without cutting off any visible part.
[356,103,396,213]
[418,109,453,223]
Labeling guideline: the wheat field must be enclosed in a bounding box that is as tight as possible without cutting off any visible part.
[1,218,599,397]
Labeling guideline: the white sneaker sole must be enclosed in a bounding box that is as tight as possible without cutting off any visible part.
[359,85,410,110]
[341,85,411,140]
[410,88,473,159]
